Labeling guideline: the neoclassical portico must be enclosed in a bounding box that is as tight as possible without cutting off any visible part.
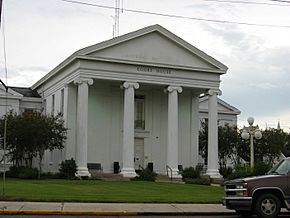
[33,24,231,178]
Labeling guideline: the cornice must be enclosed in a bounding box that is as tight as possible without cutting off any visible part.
[78,55,226,74]
[79,69,221,89]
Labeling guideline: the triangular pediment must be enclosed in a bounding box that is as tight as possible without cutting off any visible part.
[0,85,23,98]
[199,96,240,115]
[77,25,227,73]
[32,24,228,90]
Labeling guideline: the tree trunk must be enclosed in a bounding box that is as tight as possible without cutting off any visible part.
[38,151,44,180]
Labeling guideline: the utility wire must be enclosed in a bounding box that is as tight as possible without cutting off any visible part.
[271,0,290,3]
[204,0,290,6]
[0,0,3,28]
[60,0,290,28]
[0,0,7,197]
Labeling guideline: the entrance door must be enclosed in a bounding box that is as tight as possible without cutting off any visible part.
[134,138,144,170]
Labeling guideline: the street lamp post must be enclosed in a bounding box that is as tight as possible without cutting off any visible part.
[241,117,262,169]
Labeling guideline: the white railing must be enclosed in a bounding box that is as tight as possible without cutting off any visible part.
[166,165,173,180]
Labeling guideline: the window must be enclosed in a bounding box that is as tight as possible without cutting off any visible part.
[51,94,55,115]
[134,95,145,129]
[49,150,53,166]
[60,89,64,114]
[24,108,34,114]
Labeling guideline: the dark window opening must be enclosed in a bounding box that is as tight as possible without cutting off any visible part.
[135,95,145,130]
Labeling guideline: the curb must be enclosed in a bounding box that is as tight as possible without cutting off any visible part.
[1,210,289,216]
[0,210,138,216]
[0,210,237,216]
[137,211,236,216]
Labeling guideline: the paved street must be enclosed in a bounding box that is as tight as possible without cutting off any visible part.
[0,216,241,218]
[2,215,290,218]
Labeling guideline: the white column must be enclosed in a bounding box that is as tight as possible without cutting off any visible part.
[62,85,69,161]
[74,78,94,178]
[190,93,200,167]
[166,85,182,178]
[206,89,222,178]
[120,81,139,178]
[65,84,77,160]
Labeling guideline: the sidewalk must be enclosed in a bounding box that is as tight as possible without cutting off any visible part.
[0,201,235,216]
[1,201,289,216]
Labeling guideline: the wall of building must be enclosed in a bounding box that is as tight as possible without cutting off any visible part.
[0,98,20,116]
[199,111,238,127]
[41,86,66,172]
[87,81,123,173]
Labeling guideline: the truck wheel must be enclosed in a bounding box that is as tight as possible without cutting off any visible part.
[255,193,281,218]
[235,210,252,217]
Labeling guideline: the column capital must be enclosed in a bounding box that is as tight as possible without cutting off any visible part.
[165,85,183,93]
[121,81,139,90]
[74,78,94,86]
[207,89,222,96]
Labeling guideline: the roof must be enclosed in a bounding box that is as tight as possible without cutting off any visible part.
[9,87,41,98]
[32,24,228,90]
[75,24,228,71]
[199,95,241,115]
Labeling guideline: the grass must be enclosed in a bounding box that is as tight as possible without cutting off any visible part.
[0,179,224,203]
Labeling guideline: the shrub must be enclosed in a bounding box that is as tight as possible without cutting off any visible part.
[253,161,271,176]
[59,158,77,179]
[131,167,157,181]
[226,162,272,180]
[6,166,20,178]
[41,172,62,179]
[219,166,233,179]
[6,166,38,179]
[18,167,39,179]
[181,167,200,181]
[184,177,211,185]
[227,164,254,180]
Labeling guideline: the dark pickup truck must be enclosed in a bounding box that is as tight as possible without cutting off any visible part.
[223,157,290,218]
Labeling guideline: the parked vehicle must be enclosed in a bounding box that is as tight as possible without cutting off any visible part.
[223,158,290,218]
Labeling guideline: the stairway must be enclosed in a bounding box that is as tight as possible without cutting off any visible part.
[156,174,184,184]
[90,171,130,181]
[90,171,183,183]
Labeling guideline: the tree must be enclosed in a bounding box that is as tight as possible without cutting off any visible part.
[199,121,208,165]
[0,111,67,178]
[282,133,290,157]
[199,123,290,169]
[235,128,290,166]
[199,122,240,169]
[218,124,240,168]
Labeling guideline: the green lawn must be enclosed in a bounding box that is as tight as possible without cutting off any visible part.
[0,179,223,203]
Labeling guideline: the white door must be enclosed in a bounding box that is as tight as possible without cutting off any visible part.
[134,138,144,169]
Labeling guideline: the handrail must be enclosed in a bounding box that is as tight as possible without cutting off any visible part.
[166,165,173,180]
[138,164,144,171]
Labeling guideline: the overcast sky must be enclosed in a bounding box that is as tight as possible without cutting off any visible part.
[1,0,290,130]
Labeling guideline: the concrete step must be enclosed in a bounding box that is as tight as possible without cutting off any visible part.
[90,171,130,181]
[89,171,184,183]
[156,174,184,184]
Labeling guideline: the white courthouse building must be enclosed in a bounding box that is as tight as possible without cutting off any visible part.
[0,25,240,178]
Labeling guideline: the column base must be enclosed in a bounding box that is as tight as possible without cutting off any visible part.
[206,169,222,179]
[167,168,182,179]
[120,168,137,178]
[75,167,91,178]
